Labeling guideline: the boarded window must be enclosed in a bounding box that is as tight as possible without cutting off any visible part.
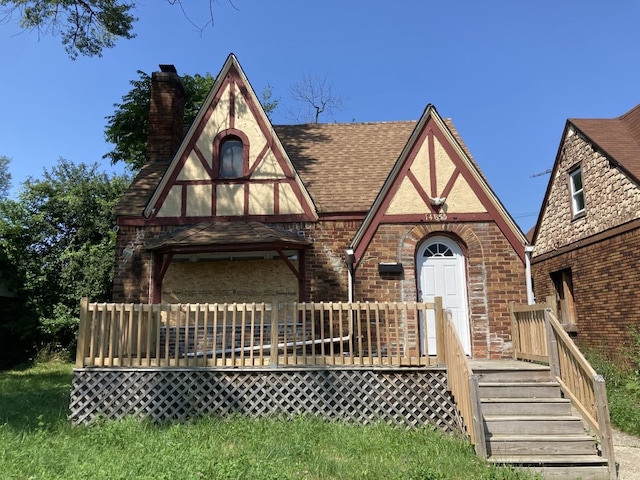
[551,268,577,330]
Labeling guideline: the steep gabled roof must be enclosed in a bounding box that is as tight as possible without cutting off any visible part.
[530,103,640,246]
[570,103,640,181]
[350,105,526,263]
[141,54,317,221]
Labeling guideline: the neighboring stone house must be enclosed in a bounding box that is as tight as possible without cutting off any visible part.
[530,103,640,357]
[113,54,528,359]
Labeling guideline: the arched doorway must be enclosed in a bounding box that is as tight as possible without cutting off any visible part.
[417,236,471,355]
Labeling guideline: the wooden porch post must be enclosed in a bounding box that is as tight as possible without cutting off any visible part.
[270,298,279,367]
[468,374,487,458]
[435,297,445,365]
[544,308,561,379]
[75,297,90,368]
[509,301,520,360]
[594,375,616,480]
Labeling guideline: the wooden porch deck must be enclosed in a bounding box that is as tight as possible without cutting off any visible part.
[69,300,617,479]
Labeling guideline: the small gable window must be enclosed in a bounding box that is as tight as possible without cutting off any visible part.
[569,167,585,216]
[220,138,244,178]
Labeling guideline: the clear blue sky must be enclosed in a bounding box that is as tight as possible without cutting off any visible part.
[2,1,639,232]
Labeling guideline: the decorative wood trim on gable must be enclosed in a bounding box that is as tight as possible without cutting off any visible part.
[143,54,318,223]
[350,105,526,265]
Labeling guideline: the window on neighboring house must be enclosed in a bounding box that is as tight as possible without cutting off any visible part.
[220,137,244,178]
[569,167,585,216]
[550,268,577,330]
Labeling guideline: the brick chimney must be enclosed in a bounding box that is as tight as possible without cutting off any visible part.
[147,64,186,164]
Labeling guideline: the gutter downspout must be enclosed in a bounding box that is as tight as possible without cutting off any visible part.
[525,245,535,305]
[345,249,355,303]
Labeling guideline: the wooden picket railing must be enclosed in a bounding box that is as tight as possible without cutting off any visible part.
[443,310,484,455]
[76,298,443,368]
[510,302,615,473]
[509,303,548,362]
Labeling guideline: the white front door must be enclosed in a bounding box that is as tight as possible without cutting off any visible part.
[418,237,471,356]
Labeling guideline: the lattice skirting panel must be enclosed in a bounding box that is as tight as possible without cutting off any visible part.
[69,368,463,433]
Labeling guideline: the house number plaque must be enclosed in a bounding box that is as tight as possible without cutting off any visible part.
[425,213,448,221]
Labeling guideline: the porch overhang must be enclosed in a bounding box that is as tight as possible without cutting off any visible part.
[146,222,311,302]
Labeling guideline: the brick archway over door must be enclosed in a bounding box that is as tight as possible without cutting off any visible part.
[398,223,488,358]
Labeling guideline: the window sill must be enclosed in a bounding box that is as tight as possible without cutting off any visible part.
[571,211,586,222]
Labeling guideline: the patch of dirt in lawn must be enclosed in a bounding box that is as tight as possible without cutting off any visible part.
[614,428,640,480]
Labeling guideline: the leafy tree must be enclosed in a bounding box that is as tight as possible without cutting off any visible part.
[0,0,136,59]
[0,158,130,366]
[104,71,214,172]
[0,1,227,59]
[105,71,279,172]
[0,155,11,199]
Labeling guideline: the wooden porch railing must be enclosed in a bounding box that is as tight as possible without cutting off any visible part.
[442,309,485,456]
[76,298,443,369]
[510,302,616,477]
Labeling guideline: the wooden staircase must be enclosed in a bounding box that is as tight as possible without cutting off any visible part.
[472,360,613,480]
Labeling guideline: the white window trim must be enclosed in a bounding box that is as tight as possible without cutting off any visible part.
[569,168,585,216]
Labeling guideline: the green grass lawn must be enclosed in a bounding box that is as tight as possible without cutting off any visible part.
[0,362,539,480]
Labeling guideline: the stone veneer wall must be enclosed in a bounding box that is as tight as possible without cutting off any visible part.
[535,126,640,257]
[532,226,640,358]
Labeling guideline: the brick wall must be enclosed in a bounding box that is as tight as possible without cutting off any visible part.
[356,222,527,359]
[301,220,359,301]
[112,224,158,303]
[532,226,640,358]
[147,69,186,164]
[113,219,526,358]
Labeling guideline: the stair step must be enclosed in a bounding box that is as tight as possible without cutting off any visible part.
[484,415,587,435]
[488,457,611,480]
[474,368,552,383]
[479,381,561,398]
[486,434,598,455]
[487,454,609,465]
[481,397,572,415]
[526,465,610,480]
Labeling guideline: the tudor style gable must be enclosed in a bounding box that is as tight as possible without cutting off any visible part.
[145,54,317,223]
[351,105,526,263]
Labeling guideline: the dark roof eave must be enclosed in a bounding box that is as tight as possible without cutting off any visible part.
[148,240,310,254]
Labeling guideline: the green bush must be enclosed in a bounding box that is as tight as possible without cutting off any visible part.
[588,326,640,436]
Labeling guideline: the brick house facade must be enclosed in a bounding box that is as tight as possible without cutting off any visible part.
[531,104,640,357]
[113,54,528,359]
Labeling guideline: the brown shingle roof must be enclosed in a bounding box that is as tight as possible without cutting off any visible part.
[114,161,168,216]
[146,222,310,251]
[274,122,416,213]
[115,118,476,217]
[570,103,640,180]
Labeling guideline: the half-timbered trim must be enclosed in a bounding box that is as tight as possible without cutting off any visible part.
[142,55,317,222]
[350,105,526,265]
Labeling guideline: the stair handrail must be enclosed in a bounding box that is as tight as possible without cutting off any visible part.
[443,310,486,457]
[543,308,616,479]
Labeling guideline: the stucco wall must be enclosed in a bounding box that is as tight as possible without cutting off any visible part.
[534,127,640,257]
